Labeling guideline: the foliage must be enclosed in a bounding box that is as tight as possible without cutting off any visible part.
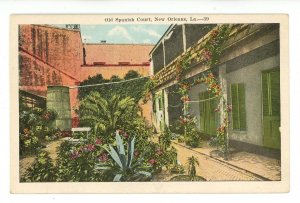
[170,162,185,174]
[124,70,140,80]
[78,71,149,103]
[202,26,232,67]
[119,116,153,153]
[77,92,137,143]
[19,106,58,156]
[21,151,57,182]
[175,53,192,81]
[20,129,40,155]
[169,25,233,156]
[187,156,200,181]
[142,77,158,103]
[55,140,103,182]
[95,132,152,182]
[19,107,57,131]
[143,142,177,172]
[170,175,205,181]
[158,126,172,151]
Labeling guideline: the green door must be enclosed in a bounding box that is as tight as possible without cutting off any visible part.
[199,91,218,135]
[262,68,280,149]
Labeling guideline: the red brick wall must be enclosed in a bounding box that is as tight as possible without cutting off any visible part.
[19,25,83,80]
[19,24,153,123]
[19,25,82,118]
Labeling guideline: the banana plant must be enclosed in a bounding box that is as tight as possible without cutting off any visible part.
[95,131,152,182]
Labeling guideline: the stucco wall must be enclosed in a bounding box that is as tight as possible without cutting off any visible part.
[225,54,280,146]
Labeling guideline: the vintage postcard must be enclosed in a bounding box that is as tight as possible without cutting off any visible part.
[10,14,289,193]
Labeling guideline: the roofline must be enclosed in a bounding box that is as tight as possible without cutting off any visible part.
[149,24,176,56]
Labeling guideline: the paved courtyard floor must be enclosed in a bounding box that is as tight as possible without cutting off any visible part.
[172,141,281,181]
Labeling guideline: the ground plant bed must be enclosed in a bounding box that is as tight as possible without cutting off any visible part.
[170,175,206,181]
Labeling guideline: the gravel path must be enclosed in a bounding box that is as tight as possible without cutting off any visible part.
[19,139,64,178]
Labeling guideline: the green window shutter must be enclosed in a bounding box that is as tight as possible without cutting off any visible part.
[238,83,246,130]
[199,91,218,135]
[230,83,246,131]
[209,92,216,135]
[270,70,280,116]
[231,84,240,130]
[199,92,205,132]
[262,73,270,116]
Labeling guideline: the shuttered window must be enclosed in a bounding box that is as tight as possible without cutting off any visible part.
[199,91,218,135]
[230,83,246,131]
[262,69,280,117]
[262,68,281,149]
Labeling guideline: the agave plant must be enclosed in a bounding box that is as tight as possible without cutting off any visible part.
[95,132,152,182]
[187,156,199,181]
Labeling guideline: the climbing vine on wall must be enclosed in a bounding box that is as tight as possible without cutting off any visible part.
[153,25,233,157]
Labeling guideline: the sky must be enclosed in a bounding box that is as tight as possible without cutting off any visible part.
[55,24,170,44]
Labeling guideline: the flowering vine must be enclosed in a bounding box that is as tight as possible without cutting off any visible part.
[142,76,158,103]
[173,25,232,158]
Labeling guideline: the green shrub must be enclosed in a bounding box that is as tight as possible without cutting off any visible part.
[55,141,103,182]
[77,92,138,143]
[19,106,58,155]
[158,126,172,151]
[21,151,57,182]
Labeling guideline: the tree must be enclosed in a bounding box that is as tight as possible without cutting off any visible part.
[124,70,140,80]
[78,71,149,102]
[77,92,137,142]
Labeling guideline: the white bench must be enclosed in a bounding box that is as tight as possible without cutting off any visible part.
[71,127,91,139]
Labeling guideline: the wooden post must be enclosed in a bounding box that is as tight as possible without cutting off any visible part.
[219,65,229,159]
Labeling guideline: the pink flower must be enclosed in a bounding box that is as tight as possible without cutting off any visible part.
[95,138,102,145]
[85,144,95,151]
[23,128,30,135]
[148,159,157,165]
[70,151,80,160]
[155,149,163,156]
[227,105,232,112]
[98,153,108,162]
[134,150,139,158]
[123,132,129,139]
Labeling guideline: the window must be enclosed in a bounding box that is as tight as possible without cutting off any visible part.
[230,83,246,131]
[93,62,106,66]
[118,62,130,65]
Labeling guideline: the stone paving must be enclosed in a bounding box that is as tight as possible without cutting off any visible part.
[172,141,281,181]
